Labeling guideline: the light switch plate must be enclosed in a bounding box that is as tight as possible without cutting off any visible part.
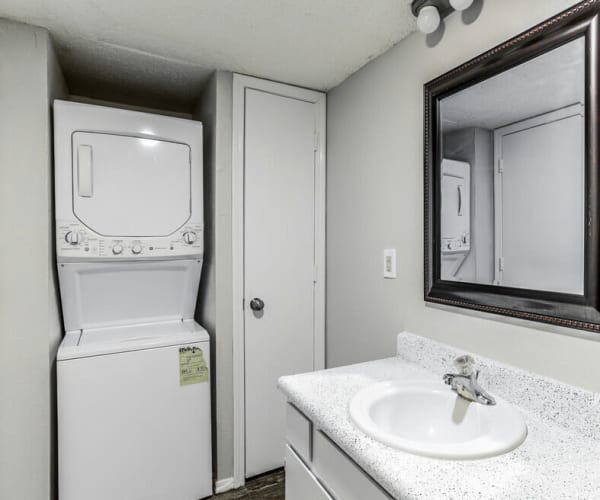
[383,249,397,279]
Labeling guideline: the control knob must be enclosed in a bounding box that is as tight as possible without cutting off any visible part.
[112,244,123,255]
[65,231,81,246]
[183,231,197,244]
[131,243,143,255]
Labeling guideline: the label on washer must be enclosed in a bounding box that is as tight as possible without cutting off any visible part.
[179,346,209,386]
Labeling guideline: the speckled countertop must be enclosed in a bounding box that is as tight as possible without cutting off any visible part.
[278,332,600,500]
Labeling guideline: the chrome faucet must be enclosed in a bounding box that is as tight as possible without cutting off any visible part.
[443,355,496,406]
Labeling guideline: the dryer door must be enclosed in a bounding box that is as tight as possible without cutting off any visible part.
[72,132,191,237]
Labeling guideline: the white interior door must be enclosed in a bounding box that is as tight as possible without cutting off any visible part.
[495,108,584,294]
[243,88,318,477]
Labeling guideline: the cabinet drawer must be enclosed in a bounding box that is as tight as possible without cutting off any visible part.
[313,431,392,500]
[286,403,312,462]
[285,445,332,500]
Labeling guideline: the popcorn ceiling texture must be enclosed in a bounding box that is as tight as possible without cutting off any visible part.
[279,332,600,499]
[0,0,417,111]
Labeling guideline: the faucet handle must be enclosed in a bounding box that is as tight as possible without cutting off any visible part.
[453,354,475,376]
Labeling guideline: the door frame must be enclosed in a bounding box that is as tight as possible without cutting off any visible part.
[231,74,326,487]
[493,103,584,285]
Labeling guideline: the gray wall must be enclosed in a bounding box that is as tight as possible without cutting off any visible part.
[194,70,234,483]
[196,74,218,342]
[443,127,494,283]
[47,31,69,500]
[0,19,67,500]
[68,95,193,119]
[326,0,600,391]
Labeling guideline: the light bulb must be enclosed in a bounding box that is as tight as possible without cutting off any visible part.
[417,5,441,34]
[449,0,474,11]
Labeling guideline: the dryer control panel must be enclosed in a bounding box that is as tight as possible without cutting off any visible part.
[56,220,203,260]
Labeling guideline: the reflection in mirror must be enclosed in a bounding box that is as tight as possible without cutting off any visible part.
[439,37,585,294]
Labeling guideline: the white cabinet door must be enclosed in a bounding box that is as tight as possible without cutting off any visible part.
[312,431,392,500]
[244,89,319,477]
[285,446,332,500]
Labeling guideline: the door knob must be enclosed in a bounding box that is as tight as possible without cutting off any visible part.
[250,298,265,312]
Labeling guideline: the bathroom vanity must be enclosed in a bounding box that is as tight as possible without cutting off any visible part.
[279,332,600,499]
[284,402,391,500]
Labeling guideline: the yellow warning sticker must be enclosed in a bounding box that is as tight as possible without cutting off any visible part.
[179,346,209,386]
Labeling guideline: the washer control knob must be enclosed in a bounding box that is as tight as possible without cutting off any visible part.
[183,231,197,244]
[65,231,80,246]
[131,244,143,255]
[112,244,123,255]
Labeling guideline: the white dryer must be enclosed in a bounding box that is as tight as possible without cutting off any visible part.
[54,100,212,500]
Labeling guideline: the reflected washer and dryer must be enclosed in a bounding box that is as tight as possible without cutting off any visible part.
[54,100,212,500]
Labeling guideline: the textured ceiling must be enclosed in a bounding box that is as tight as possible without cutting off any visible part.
[0,0,416,111]
[441,37,584,132]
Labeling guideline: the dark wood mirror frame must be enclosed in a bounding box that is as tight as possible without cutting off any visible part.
[424,0,600,333]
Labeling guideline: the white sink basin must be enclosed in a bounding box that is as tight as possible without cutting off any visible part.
[349,380,527,459]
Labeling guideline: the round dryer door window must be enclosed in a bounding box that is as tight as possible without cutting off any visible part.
[71,132,192,237]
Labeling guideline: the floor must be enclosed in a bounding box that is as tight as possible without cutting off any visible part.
[211,469,285,499]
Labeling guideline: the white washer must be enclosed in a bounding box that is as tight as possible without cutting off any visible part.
[54,100,212,500]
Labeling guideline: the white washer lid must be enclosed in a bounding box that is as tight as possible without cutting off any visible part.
[58,259,202,332]
[57,320,209,360]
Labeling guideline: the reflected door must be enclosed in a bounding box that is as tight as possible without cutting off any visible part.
[495,107,584,293]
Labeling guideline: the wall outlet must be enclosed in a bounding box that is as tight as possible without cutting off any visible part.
[383,249,397,279]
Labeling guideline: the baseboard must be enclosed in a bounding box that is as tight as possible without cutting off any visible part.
[215,477,235,494]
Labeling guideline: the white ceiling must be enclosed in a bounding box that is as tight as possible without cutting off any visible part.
[441,37,585,132]
[0,0,416,111]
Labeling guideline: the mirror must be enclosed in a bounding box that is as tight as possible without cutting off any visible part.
[440,38,584,294]
[424,2,600,332]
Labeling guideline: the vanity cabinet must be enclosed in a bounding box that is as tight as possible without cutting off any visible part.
[284,403,393,500]
[285,446,332,500]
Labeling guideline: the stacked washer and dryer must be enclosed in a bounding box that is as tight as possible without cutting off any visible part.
[54,101,212,500]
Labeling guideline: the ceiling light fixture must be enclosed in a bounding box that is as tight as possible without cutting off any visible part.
[417,6,441,34]
[411,0,474,34]
[449,0,474,11]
